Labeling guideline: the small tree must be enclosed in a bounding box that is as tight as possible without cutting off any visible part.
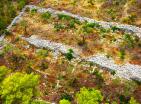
[0,72,39,104]
[76,87,103,104]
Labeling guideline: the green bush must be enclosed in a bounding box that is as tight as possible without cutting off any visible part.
[54,23,66,31]
[0,72,39,104]
[41,12,52,20]
[0,0,27,34]
[58,14,71,20]
[65,49,74,61]
[30,8,37,14]
[118,49,125,60]
[18,0,26,9]
[111,26,120,32]
[76,87,103,104]
[0,66,9,81]
[129,97,139,104]
[36,49,48,58]
[123,34,135,48]
[59,99,71,104]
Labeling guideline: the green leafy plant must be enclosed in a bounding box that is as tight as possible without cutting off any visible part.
[59,99,71,104]
[79,22,99,45]
[118,49,125,60]
[20,20,28,35]
[36,49,48,58]
[110,70,116,76]
[129,97,139,104]
[123,34,135,48]
[0,66,9,82]
[68,19,75,28]
[0,44,14,56]
[58,14,71,20]
[92,69,104,87]
[30,8,37,14]
[54,23,66,31]
[18,0,26,9]
[65,49,74,61]
[61,93,72,101]
[0,72,39,104]
[75,87,103,104]
[41,11,52,20]
[111,26,120,32]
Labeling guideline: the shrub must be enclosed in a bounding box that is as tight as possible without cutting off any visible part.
[0,66,9,82]
[68,20,75,28]
[0,72,39,104]
[111,26,120,32]
[65,49,74,61]
[58,14,71,20]
[54,23,66,31]
[36,49,48,58]
[123,34,134,48]
[18,0,26,9]
[41,12,52,20]
[59,99,71,104]
[129,97,139,104]
[20,20,28,35]
[75,87,103,104]
[61,93,72,101]
[79,22,100,45]
[118,49,125,60]
[30,8,37,14]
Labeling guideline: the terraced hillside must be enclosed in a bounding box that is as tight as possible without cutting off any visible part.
[0,1,141,104]
[37,0,141,27]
